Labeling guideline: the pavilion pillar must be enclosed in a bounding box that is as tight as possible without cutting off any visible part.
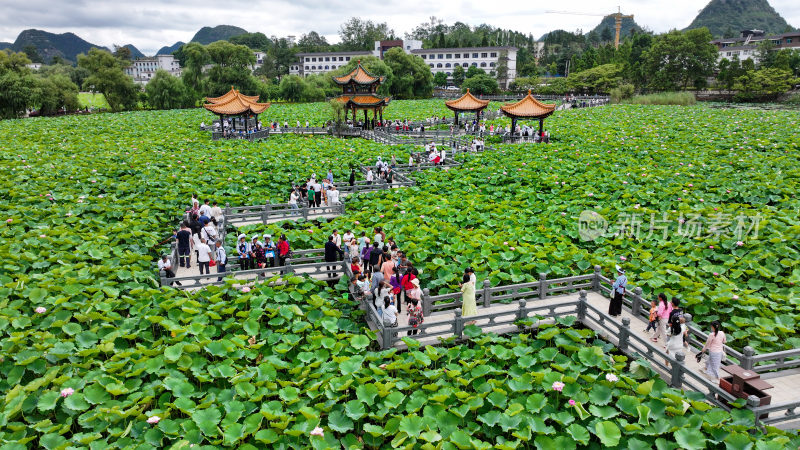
[454,111,458,126]
[511,118,517,135]
[539,118,544,136]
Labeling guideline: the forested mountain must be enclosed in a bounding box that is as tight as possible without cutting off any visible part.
[190,25,248,45]
[0,42,11,50]
[156,41,184,55]
[686,0,794,37]
[10,29,107,63]
[589,15,643,41]
[122,44,144,59]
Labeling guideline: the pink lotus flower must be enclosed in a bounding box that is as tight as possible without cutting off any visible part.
[60,388,75,398]
[354,220,360,225]
[510,247,516,251]
[605,373,619,383]
[39,234,46,238]
[713,272,719,276]
[503,242,509,246]
[552,381,565,392]
[561,212,566,216]
[688,184,693,187]
[420,215,425,218]
[732,295,739,300]
[35,307,47,314]
[307,229,313,233]
[147,416,161,424]
[568,399,576,406]
[379,364,387,369]
[310,427,324,437]
[709,245,714,249]
[241,287,251,293]
[736,241,744,246]
[379,215,384,218]
[587,193,593,197]
[5,219,11,223]
[620,256,627,261]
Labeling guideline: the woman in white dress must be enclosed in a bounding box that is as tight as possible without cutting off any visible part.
[665,316,686,367]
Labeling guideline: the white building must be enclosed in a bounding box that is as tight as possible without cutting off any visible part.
[253,51,267,71]
[288,41,518,88]
[125,55,182,84]
[712,30,800,65]
[411,46,518,88]
[289,39,424,76]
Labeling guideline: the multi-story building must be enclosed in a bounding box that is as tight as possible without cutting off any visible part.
[124,55,182,84]
[288,40,517,87]
[712,29,800,64]
[288,40,425,76]
[411,46,518,88]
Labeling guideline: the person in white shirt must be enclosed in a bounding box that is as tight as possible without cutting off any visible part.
[210,201,223,223]
[327,185,340,205]
[440,148,446,165]
[383,297,398,327]
[409,154,414,167]
[215,241,227,281]
[305,120,309,128]
[199,199,212,218]
[201,221,218,245]
[366,169,374,185]
[342,230,354,257]
[288,188,300,213]
[158,254,180,286]
[296,120,300,128]
[196,239,213,275]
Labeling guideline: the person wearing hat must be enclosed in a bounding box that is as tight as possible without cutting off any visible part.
[262,234,276,267]
[237,234,252,270]
[609,265,627,317]
[215,240,227,281]
[251,236,266,268]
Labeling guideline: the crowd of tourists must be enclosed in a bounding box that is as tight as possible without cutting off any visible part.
[610,265,727,381]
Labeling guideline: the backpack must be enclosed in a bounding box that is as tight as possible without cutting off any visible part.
[669,307,683,324]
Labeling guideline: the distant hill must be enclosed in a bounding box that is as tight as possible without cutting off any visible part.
[11,29,108,63]
[122,44,144,59]
[190,25,248,45]
[157,41,184,55]
[590,14,642,39]
[686,0,794,37]
[0,42,11,50]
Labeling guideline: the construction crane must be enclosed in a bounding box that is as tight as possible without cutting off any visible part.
[546,7,634,50]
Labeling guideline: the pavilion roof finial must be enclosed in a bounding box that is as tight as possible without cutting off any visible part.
[466,88,470,93]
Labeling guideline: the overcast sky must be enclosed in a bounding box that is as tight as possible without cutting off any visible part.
[1,0,799,55]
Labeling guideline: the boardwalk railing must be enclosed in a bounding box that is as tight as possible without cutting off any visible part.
[211,129,270,141]
[161,260,344,289]
[268,126,330,135]
[225,202,345,226]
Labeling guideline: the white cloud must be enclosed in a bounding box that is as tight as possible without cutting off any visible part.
[0,0,797,55]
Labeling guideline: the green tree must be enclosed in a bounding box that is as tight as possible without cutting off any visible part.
[461,73,499,95]
[34,73,79,114]
[452,65,465,86]
[496,50,510,88]
[279,75,307,102]
[509,76,540,92]
[297,32,329,53]
[736,68,797,101]
[179,42,209,96]
[0,50,38,118]
[205,41,258,96]
[433,71,448,87]
[716,56,742,93]
[338,17,394,50]
[113,45,132,62]
[145,70,192,109]
[77,48,139,111]
[22,44,42,63]
[567,63,624,94]
[466,65,484,78]
[382,47,433,99]
[642,28,717,90]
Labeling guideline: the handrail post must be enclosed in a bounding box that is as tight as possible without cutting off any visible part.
[619,317,631,353]
[381,326,392,349]
[285,259,294,274]
[225,202,230,218]
[632,287,643,317]
[742,346,755,370]
[340,198,345,214]
[539,273,548,300]
[592,266,601,292]
[577,290,587,323]
[422,288,431,317]
[671,352,686,389]
[159,269,167,287]
[482,279,491,307]
[302,205,308,220]
[516,299,527,329]
[747,395,762,425]
[454,308,464,340]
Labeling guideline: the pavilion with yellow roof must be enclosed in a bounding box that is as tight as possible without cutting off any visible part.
[203,87,270,135]
[444,88,490,125]
[332,62,390,129]
[500,90,556,139]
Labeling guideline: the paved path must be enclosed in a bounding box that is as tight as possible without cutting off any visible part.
[378,290,800,419]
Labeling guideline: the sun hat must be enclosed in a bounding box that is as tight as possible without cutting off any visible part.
[264,234,271,239]
[616,265,625,274]
[411,278,420,287]
[238,233,246,240]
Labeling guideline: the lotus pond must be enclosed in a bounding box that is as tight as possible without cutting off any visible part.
[1,101,799,447]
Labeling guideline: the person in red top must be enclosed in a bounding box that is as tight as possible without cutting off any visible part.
[277,234,290,267]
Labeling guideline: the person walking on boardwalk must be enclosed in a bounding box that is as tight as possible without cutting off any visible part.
[651,293,672,343]
[277,235,290,267]
[349,168,356,187]
[237,234,252,271]
[698,320,726,380]
[175,222,192,268]
[196,239,213,275]
[609,265,626,317]
[215,240,227,281]
[460,273,477,324]
[325,235,339,279]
